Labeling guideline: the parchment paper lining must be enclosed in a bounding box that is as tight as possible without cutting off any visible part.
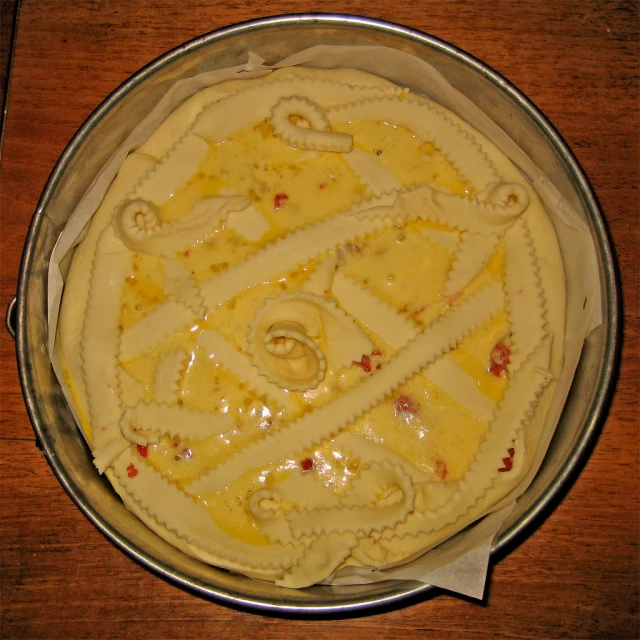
[47,45,600,600]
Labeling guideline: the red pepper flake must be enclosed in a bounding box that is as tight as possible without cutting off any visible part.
[136,444,149,458]
[300,457,314,471]
[489,341,511,377]
[498,448,515,472]
[435,460,448,480]
[394,395,418,416]
[372,349,382,357]
[412,304,429,316]
[319,182,327,190]
[354,354,372,373]
[126,463,139,478]
[274,192,289,210]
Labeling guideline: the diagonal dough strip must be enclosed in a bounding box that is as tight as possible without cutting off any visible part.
[444,231,499,296]
[153,348,187,405]
[191,281,504,495]
[120,300,195,362]
[199,212,388,310]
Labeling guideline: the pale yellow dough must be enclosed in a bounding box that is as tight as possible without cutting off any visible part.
[58,66,565,588]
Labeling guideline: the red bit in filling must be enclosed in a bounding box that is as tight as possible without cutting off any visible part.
[394,395,418,416]
[300,457,314,471]
[126,463,139,478]
[136,444,149,458]
[274,193,289,210]
[489,341,511,377]
[354,354,372,373]
[435,459,448,480]
[498,447,516,472]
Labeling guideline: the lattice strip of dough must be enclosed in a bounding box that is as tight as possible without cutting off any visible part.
[198,210,389,310]
[153,348,187,406]
[111,448,304,571]
[81,226,132,472]
[120,401,233,444]
[504,218,547,374]
[327,96,500,191]
[196,330,296,411]
[343,148,403,195]
[444,231,499,297]
[119,369,144,408]
[162,258,206,316]
[192,281,504,495]
[120,300,195,362]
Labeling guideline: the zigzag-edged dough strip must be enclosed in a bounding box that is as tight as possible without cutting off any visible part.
[111,447,304,571]
[504,218,547,374]
[132,133,210,206]
[353,184,529,237]
[302,251,337,295]
[115,195,250,258]
[381,337,553,542]
[153,348,187,405]
[343,148,403,195]
[275,532,358,589]
[192,77,403,144]
[426,357,496,423]
[330,273,496,421]
[226,203,270,242]
[443,231,499,297]
[191,282,504,495]
[162,258,206,316]
[196,329,296,411]
[198,208,389,310]
[120,300,195,362]
[119,368,145,408]
[120,401,233,444]
[327,96,500,191]
[287,462,414,539]
[81,226,132,472]
[330,271,418,350]
[419,227,460,253]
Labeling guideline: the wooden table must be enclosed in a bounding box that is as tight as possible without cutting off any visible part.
[1,1,637,637]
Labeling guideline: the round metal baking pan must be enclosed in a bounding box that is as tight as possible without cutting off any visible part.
[12,14,619,615]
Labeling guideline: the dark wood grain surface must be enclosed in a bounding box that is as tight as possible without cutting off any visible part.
[1,1,638,638]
